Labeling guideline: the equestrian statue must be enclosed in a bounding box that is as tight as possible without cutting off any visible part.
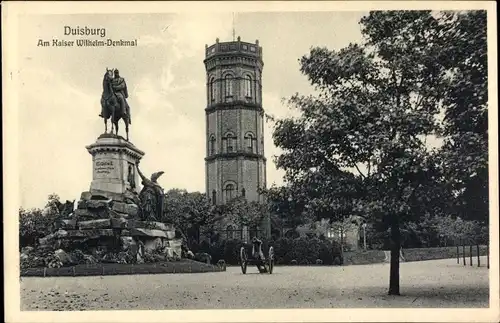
[100,68,131,140]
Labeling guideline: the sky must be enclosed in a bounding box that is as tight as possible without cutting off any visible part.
[16,11,368,209]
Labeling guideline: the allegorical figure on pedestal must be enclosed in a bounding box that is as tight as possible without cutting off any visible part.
[100,68,131,140]
[127,163,136,190]
[136,162,165,222]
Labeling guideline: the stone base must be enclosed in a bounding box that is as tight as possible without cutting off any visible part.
[45,186,182,260]
[86,133,145,196]
[55,219,175,238]
[47,217,180,258]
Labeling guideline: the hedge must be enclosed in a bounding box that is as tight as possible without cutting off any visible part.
[403,245,488,262]
[199,237,342,266]
[198,238,488,267]
[343,250,387,265]
[343,245,489,265]
[20,259,223,277]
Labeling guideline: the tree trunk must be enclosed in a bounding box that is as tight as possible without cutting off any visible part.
[340,225,344,265]
[456,244,459,264]
[477,244,480,267]
[462,243,466,266]
[487,244,489,269]
[388,218,401,295]
[469,245,473,266]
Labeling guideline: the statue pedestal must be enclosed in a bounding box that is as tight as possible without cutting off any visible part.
[86,133,145,197]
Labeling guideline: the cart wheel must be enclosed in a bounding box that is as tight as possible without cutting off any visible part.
[240,247,247,274]
[268,246,274,274]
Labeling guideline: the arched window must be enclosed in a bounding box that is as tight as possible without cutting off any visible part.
[224,132,236,153]
[224,74,233,99]
[241,188,246,198]
[209,135,216,155]
[225,183,235,202]
[209,77,216,102]
[227,136,234,152]
[245,75,252,97]
[244,132,255,153]
[212,190,217,205]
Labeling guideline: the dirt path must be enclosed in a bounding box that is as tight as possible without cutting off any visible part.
[20,257,489,310]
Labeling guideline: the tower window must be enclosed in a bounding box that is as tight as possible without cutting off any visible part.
[225,183,235,202]
[241,188,246,197]
[209,77,216,102]
[224,74,233,98]
[245,75,252,97]
[209,135,216,155]
[245,132,255,153]
[212,190,217,205]
[224,132,236,153]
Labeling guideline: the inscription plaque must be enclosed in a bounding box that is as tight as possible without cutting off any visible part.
[95,160,115,175]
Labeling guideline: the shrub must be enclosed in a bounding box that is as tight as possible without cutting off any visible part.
[199,236,341,266]
[217,259,226,271]
[208,240,224,264]
[199,240,210,253]
[68,249,86,264]
[194,252,212,264]
[299,259,310,265]
[223,239,239,264]
[221,239,254,265]
[188,240,200,254]
[19,208,58,248]
[333,256,342,266]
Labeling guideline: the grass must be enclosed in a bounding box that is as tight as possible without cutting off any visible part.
[343,245,488,265]
[20,259,224,277]
[403,245,488,262]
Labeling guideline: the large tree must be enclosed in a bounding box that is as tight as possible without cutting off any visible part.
[218,196,268,230]
[271,11,483,295]
[437,11,489,226]
[163,189,215,243]
[263,185,309,231]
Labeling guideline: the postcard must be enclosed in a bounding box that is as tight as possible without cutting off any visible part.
[3,1,498,322]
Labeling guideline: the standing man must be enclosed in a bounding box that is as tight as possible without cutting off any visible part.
[111,69,131,124]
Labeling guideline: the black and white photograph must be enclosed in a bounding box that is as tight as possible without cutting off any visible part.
[3,1,498,322]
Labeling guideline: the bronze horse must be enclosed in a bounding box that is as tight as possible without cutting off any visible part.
[100,68,130,140]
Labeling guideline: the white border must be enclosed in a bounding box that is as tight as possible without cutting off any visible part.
[3,1,498,322]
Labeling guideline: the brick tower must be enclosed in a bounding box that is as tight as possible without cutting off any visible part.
[204,37,269,239]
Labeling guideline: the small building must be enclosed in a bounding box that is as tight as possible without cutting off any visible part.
[279,216,367,251]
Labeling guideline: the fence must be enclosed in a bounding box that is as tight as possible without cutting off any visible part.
[199,229,265,244]
[455,240,489,268]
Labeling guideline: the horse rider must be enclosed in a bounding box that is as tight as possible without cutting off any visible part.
[100,69,131,124]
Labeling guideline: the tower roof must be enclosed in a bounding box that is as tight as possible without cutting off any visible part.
[205,37,262,60]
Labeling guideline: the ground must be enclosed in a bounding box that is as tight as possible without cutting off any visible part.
[20,257,489,310]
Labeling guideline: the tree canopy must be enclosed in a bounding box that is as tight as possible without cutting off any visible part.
[162,189,216,240]
[270,10,488,295]
[437,11,489,225]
